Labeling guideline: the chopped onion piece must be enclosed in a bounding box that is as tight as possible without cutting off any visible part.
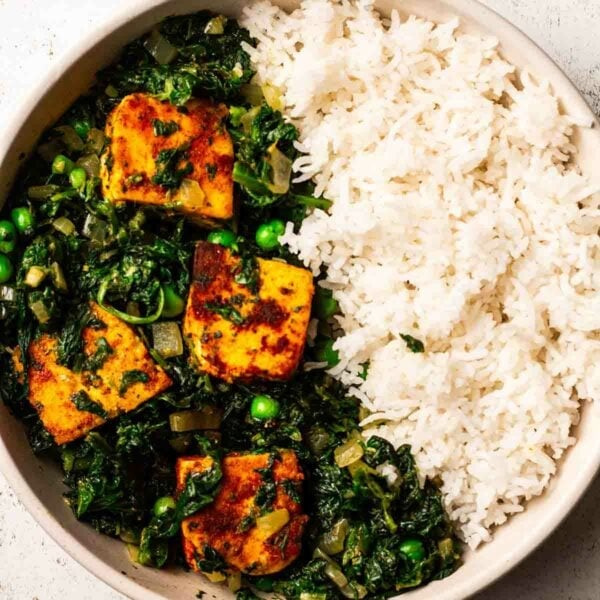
[231,62,243,79]
[52,216,76,236]
[173,178,205,207]
[50,262,68,292]
[54,125,84,152]
[85,128,106,154]
[29,299,51,324]
[105,85,119,98]
[24,266,47,288]
[119,528,140,544]
[76,153,101,178]
[0,285,16,302]
[300,594,328,600]
[204,571,226,583]
[37,139,63,162]
[226,571,241,592]
[169,406,223,432]
[303,361,328,372]
[340,584,367,599]
[126,544,140,563]
[144,29,178,65]
[438,537,455,559]
[306,427,330,455]
[346,459,378,479]
[204,15,227,35]
[255,508,290,537]
[27,184,61,200]
[126,301,141,318]
[152,321,184,358]
[262,83,284,111]
[334,438,364,468]
[324,563,348,589]
[319,519,349,555]
[240,84,263,107]
[82,214,109,244]
[266,143,292,194]
[239,106,261,134]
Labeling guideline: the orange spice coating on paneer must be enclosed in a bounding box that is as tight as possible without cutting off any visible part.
[176,451,307,575]
[100,93,234,224]
[27,302,171,445]
[183,241,314,382]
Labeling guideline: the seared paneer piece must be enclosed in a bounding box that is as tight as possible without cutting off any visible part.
[26,302,171,444]
[176,451,307,576]
[101,93,234,224]
[183,241,314,382]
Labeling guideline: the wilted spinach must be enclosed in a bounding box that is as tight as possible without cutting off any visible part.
[0,10,461,600]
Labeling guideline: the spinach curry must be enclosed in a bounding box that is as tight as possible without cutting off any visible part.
[0,11,461,599]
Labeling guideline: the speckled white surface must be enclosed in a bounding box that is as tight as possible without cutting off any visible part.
[0,1,598,599]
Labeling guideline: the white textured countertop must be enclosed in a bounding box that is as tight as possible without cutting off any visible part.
[0,1,599,599]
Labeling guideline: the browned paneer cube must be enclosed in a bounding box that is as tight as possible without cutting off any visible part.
[27,302,172,444]
[100,93,234,224]
[183,241,314,382]
[176,451,307,576]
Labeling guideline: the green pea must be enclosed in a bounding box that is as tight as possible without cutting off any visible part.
[315,339,340,367]
[207,229,236,248]
[255,219,285,250]
[161,284,185,318]
[0,254,13,284]
[250,394,280,420]
[0,220,17,254]
[11,207,35,234]
[72,119,91,139]
[51,154,75,176]
[314,287,338,319]
[153,495,176,517]
[399,538,425,562]
[69,166,87,190]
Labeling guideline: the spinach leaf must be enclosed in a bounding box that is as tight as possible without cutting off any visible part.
[71,390,108,419]
[233,254,259,294]
[205,163,217,180]
[195,544,228,574]
[152,119,180,137]
[254,456,276,514]
[204,301,245,325]
[119,369,150,396]
[151,145,193,189]
[82,337,113,372]
[400,333,425,353]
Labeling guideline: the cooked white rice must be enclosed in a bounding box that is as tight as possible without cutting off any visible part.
[241,0,600,548]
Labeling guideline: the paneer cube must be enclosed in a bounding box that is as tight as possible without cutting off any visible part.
[176,451,307,576]
[27,302,171,445]
[183,241,314,382]
[100,93,234,224]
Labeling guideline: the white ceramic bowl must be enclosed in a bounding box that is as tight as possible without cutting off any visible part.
[1,1,599,599]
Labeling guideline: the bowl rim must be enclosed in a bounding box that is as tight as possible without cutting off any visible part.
[0,1,599,599]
